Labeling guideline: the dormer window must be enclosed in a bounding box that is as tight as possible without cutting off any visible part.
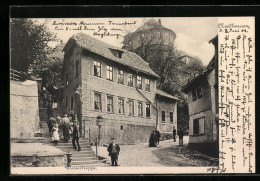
[118,52,122,58]
[110,49,123,59]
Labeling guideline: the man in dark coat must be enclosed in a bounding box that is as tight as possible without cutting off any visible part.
[72,118,81,151]
[155,129,161,145]
[47,102,53,119]
[149,130,157,147]
[178,129,184,146]
[107,138,120,166]
[173,128,177,142]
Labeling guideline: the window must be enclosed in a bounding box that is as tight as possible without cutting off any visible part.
[162,111,165,123]
[128,73,133,87]
[128,100,134,115]
[71,97,74,110]
[66,73,69,86]
[146,104,150,118]
[192,85,203,102]
[197,86,202,99]
[145,78,150,91]
[118,70,124,84]
[118,52,122,59]
[138,102,143,116]
[107,66,113,80]
[137,76,142,89]
[94,92,102,110]
[192,89,197,101]
[170,112,173,123]
[94,61,101,77]
[118,98,124,114]
[193,117,205,135]
[107,96,113,113]
[75,60,79,78]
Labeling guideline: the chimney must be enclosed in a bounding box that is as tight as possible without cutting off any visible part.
[158,19,161,25]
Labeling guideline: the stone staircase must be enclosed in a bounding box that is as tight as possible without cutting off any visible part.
[39,108,104,167]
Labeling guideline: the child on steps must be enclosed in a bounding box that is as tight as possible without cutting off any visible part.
[52,123,60,145]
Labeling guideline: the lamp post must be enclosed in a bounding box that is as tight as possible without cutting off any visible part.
[96,115,104,146]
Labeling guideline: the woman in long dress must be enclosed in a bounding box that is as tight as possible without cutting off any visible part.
[52,124,60,145]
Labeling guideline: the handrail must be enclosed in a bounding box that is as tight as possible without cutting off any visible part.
[10,68,22,81]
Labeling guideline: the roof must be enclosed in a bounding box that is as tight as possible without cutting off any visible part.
[123,19,176,44]
[137,19,170,31]
[156,89,180,101]
[63,33,159,78]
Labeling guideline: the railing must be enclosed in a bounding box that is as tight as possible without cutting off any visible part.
[10,69,22,81]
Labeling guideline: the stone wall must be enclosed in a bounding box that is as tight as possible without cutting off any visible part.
[10,80,40,138]
[83,117,155,145]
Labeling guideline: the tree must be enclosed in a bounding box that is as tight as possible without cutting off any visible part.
[123,19,205,133]
[10,18,57,73]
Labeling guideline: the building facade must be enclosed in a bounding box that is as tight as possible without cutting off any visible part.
[181,35,218,155]
[62,33,178,145]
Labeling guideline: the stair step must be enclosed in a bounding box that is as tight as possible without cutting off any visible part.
[68,160,100,165]
[65,157,97,162]
[70,163,102,166]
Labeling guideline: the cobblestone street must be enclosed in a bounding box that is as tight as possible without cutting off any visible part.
[96,136,218,167]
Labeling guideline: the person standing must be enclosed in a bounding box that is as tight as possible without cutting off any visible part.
[72,118,81,151]
[62,114,71,142]
[47,101,53,119]
[56,114,62,125]
[173,128,177,142]
[59,114,65,138]
[107,138,120,166]
[178,129,184,146]
[155,129,161,146]
[149,130,157,147]
[48,115,56,134]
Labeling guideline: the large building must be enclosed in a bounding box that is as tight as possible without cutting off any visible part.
[62,33,179,145]
[123,19,176,60]
[181,35,218,156]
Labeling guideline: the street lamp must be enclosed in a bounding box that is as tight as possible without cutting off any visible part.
[96,115,104,146]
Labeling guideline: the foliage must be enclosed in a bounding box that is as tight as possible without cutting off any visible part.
[11,18,64,103]
[10,18,57,73]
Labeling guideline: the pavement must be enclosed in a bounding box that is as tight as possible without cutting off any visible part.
[12,136,218,167]
[91,136,218,167]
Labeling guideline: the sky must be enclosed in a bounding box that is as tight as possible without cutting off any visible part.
[36,17,218,66]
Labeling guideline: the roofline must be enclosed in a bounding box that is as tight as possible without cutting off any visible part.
[181,68,214,93]
[64,38,160,79]
[156,91,180,101]
[84,48,160,79]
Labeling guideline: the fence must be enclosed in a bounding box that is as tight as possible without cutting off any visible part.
[10,69,22,81]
